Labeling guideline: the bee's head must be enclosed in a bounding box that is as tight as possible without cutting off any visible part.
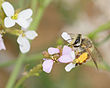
[61,32,82,47]
[71,34,82,47]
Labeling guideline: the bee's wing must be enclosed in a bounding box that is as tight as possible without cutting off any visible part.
[86,48,99,69]
[92,46,103,62]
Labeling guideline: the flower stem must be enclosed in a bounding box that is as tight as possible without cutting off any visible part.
[29,0,52,30]
[31,0,38,15]
[29,5,45,30]
[0,53,42,68]
[88,21,110,39]
[14,64,42,88]
[6,54,26,88]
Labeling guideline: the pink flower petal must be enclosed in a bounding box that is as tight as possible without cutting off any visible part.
[58,55,73,63]
[62,46,72,55]
[42,59,54,73]
[0,35,6,50]
[48,47,59,55]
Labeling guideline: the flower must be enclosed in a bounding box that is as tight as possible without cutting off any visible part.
[2,2,33,28]
[42,47,60,73]
[17,31,38,53]
[58,46,76,72]
[0,34,6,50]
[61,32,72,43]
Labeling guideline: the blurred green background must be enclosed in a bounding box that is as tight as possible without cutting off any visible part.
[0,0,110,88]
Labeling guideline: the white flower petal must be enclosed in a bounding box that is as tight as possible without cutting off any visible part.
[19,43,30,53]
[2,2,14,17]
[17,35,31,53]
[70,51,75,60]
[42,59,54,73]
[27,18,33,23]
[61,32,72,43]
[17,35,28,45]
[65,63,75,72]
[25,31,38,40]
[16,18,29,28]
[18,9,33,20]
[21,18,33,30]
[4,17,15,28]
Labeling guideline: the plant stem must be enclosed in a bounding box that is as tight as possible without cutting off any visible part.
[29,5,45,30]
[14,64,42,88]
[0,53,42,67]
[88,22,110,39]
[29,0,52,30]
[31,0,37,15]
[18,0,24,8]
[6,54,26,88]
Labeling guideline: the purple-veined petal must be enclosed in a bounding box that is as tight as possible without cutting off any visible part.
[42,59,54,73]
[62,46,72,55]
[2,2,14,17]
[65,63,75,72]
[58,55,73,63]
[4,17,15,28]
[48,47,60,55]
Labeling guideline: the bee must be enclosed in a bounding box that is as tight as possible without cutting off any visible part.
[61,32,102,69]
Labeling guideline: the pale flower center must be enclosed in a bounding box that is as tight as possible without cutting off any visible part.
[11,13,18,20]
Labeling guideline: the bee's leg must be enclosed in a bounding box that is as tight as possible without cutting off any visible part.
[75,63,78,66]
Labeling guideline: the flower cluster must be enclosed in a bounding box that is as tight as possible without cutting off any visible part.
[42,45,76,73]
[0,2,38,53]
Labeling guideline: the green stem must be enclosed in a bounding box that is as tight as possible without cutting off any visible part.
[29,0,52,30]
[96,34,110,46]
[29,5,45,30]
[31,0,37,15]
[0,53,42,67]
[14,64,42,88]
[88,22,110,39]
[6,54,26,88]
[18,0,24,8]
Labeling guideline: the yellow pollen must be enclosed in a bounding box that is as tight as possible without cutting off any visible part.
[22,33,26,37]
[75,52,88,63]
[11,13,18,20]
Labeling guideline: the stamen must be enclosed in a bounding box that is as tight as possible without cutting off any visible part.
[11,13,18,20]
